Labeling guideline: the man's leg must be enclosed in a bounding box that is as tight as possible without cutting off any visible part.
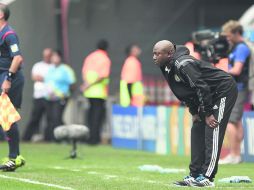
[202,88,237,180]
[44,100,55,141]
[22,98,46,141]
[0,71,25,171]
[6,123,20,159]
[191,84,237,187]
[227,121,243,156]
[87,98,105,144]
[0,123,25,172]
[93,99,105,144]
[50,99,67,141]
[174,119,206,186]
[51,99,66,127]
[219,90,246,164]
[189,120,206,178]
[86,98,95,144]
[236,121,244,154]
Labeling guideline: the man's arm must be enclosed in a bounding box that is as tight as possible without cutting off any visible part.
[1,33,23,93]
[229,43,250,76]
[32,75,44,82]
[9,55,23,73]
[82,57,111,92]
[179,63,213,116]
[185,101,198,115]
[31,63,44,82]
[81,77,106,91]
[228,61,244,76]
[2,55,23,93]
[178,62,219,127]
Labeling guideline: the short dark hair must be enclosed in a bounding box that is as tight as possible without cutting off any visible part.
[97,39,109,51]
[0,3,10,21]
[54,49,63,57]
[125,44,133,56]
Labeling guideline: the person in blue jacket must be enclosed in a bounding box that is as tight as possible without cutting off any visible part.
[44,50,76,141]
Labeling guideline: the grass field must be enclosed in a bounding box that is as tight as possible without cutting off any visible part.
[0,143,253,190]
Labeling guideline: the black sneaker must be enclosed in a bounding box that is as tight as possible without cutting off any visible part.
[0,155,25,172]
[173,175,195,186]
[191,174,215,187]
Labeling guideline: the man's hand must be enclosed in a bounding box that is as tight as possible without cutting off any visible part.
[1,80,11,93]
[205,114,219,128]
[80,83,89,92]
[32,75,44,82]
[192,114,201,123]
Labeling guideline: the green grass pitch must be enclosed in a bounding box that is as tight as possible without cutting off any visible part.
[0,143,253,190]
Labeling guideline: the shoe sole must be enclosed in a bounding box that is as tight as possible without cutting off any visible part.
[173,182,192,187]
[190,182,215,187]
[0,165,16,172]
[0,161,25,172]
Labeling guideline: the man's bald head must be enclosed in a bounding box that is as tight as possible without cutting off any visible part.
[0,3,10,21]
[153,40,175,55]
[43,48,53,63]
[153,40,175,67]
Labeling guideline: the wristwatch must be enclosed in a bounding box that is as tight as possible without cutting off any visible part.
[5,71,15,82]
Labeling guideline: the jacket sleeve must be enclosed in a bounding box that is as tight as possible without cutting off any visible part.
[178,62,214,116]
[185,101,199,115]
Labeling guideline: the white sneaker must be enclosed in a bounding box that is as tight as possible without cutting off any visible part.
[173,176,195,186]
[231,156,242,164]
[219,154,241,165]
[191,174,215,187]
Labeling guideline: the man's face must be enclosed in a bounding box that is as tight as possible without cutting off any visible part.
[153,46,170,67]
[50,52,61,65]
[224,31,238,46]
[43,49,52,63]
[131,45,141,57]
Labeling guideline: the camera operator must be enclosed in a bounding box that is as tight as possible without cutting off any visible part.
[192,30,229,65]
[219,20,251,165]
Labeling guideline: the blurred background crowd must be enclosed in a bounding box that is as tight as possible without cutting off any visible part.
[0,0,253,156]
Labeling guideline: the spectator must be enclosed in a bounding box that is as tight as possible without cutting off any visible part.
[44,50,76,141]
[185,41,201,60]
[81,40,111,145]
[120,44,145,107]
[22,48,52,141]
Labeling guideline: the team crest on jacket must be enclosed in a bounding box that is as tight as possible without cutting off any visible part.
[165,66,171,73]
[174,74,181,82]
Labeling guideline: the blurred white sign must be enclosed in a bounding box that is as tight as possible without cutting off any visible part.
[0,0,16,5]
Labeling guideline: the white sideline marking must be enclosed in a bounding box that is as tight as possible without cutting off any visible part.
[104,175,118,180]
[0,174,74,190]
[53,166,65,170]
[70,169,81,172]
[52,166,80,172]
[87,171,99,175]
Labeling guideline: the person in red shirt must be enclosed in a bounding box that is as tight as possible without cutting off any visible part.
[81,40,111,144]
[120,44,144,106]
[185,41,201,60]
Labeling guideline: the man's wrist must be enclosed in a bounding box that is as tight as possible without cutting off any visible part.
[5,71,15,82]
[205,110,213,117]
